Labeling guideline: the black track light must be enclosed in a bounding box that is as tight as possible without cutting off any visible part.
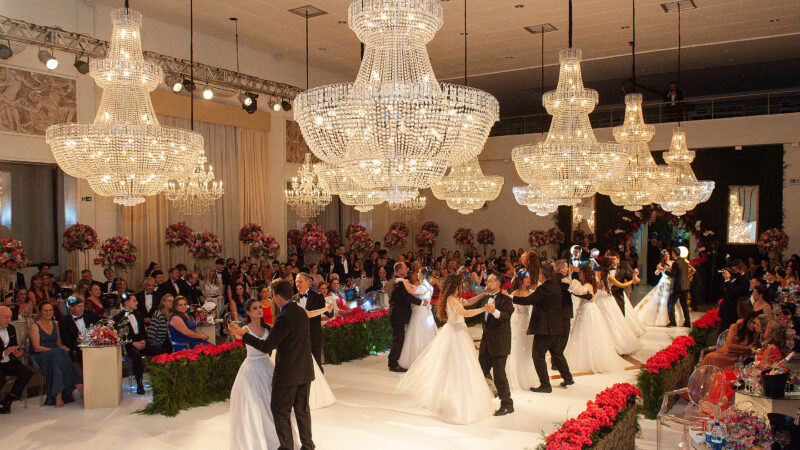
[281,100,292,111]
[182,77,195,92]
[73,55,89,74]
[0,41,12,60]
[238,92,258,114]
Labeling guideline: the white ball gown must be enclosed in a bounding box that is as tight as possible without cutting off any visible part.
[622,292,647,337]
[564,281,630,373]
[633,271,685,327]
[396,299,494,424]
[398,279,437,369]
[507,296,536,390]
[309,357,335,410]
[595,288,643,355]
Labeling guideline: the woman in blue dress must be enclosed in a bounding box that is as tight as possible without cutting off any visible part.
[29,302,82,407]
[168,296,209,349]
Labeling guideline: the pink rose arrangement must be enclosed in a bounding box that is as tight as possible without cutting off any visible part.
[250,233,280,260]
[0,238,27,272]
[324,307,389,328]
[325,229,341,248]
[189,232,222,260]
[346,223,366,240]
[547,227,565,245]
[453,227,474,246]
[383,228,407,249]
[349,230,373,254]
[302,221,323,235]
[287,229,302,248]
[98,236,137,269]
[389,222,409,238]
[415,230,437,249]
[301,230,329,254]
[721,409,772,450]
[421,221,440,236]
[239,223,264,244]
[152,340,244,365]
[529,229,549,247]
[644,335,696,374]
[62,224,98,252]
[165,222,193,248]
[477,228,495,246]
[84,321,120,347]
[758,228,788,254]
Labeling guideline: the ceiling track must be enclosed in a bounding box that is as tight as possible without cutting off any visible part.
[0,14,303,101]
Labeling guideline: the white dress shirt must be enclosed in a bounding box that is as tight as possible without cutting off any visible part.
[143,291,155,312]
[484,293,501,321]
[0,326,10,363]
[125,310,139,335]
[341,256,349,274]
[72,314,87,335]
[297,290,310,309]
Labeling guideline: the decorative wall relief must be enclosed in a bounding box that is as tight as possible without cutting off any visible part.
[0,66,77,135]
[285,119,319,164]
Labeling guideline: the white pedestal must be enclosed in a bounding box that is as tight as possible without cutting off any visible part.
[197,323,217,345]
[82,345,122,409]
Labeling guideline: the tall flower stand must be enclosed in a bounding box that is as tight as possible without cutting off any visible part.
[81,345,122,409]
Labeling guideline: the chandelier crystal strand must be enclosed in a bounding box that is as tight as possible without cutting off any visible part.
[293,0,498,202]
[389,195,427,221]
[727,191,752,243]
[431,158,503,214]
[512,48,626,205]
[512,185,559,216]
[598,93,677,211]
[164,151,223,214]
[46,8,202,206]
[285,153,332,221]
[314,162,385,212]
[656,129,715,215]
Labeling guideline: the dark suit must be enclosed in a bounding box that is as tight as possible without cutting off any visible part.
[58,310,101,362]
[363,259,378,278]
[719,273,750,331]
[158,279,191,298]
[514,278,572,388]
[0,324,33,401]
[184,285,204,306]
[478,292,514,408]
[611,265,633,315]
[765,282,780,303]
[135,290,161,318]
[366,276,387,294]
[555,273,574,359]
[101,278,118,294]
[112,309,147,382]
[295,289,328,369]
[333,255,351,282]
[243,301,315,450]
[668,258,691,327]
[387,277,423,369]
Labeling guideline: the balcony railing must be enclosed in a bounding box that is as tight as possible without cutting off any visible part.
[490,88,800,137]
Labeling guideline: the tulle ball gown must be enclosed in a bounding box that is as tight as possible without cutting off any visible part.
[398,280,437,369]
[506,301,536,390]
[309,358,335,409]
[396,301,494,425]
[623,292,647,337]
[595,288,643,355]
[634,272,685,327]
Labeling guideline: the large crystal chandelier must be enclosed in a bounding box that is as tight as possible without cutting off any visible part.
[512,48,626,206]
[46,7,202,206]
[164,152,223,215]
[293,0,498,203]
[431,158,503,214]
[656,129,714,215]
[598,93,677,210]
[389,194,426,215]
[727,191,755,243]
[512,185,559,217]
[285,153,332,221]
[314,162,384,212]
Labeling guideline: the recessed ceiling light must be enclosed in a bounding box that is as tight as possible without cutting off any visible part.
[620,25,630,30]
[318,47,327,51]
[660,0,696,13]
[524,23,557,35]
[515,4,524,8]
[505,56,514,59]
[338,20,347,24]
[288,5,328,18]
[770,18,781,23]
[460,31,468,36]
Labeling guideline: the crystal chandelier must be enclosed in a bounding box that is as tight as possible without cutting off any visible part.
[293,0,499,202]
[512,185,559,217]
[314,162,384,212]
[431,158,503,214]
[285,153,332,221]
[656,129,714,215]
[598,93,677,211]
[512,48,626,206]
[46,7,202,206]
[164,152,223,215]
[389,195,426,215]
[727,191,754,243]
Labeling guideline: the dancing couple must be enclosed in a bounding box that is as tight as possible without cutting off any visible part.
[633,247,691,328]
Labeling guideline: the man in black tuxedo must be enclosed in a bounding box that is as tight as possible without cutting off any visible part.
[333,245,351,283]
[366,266,389,294]
[112,294,148,394]
[387,262,423,372]
[668,247,692,328]
[294,273,331,370]
[514,264,573,393]
[159,267,190,298]
[764,269,780,303]
[477,272,514,416]
[364,251,379,279]
[0,306,32,414]
[214,258,231,286]
[183,271,204,306]
[230,280,316,450]
[719,259,750,331]
[80,269,103,290]
[101,268,118,294]
[59,297,101,362]
[555,260,575,363]
[607,251,636,315]
[135,277,161,320]
[372,255,392,280]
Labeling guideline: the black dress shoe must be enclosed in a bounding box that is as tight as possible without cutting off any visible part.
[137,382,145,395]
[494,406,514,416]
[666,324,676,328]
[389,366,408,373]
[530,385,552,393]
[560,379,575,387]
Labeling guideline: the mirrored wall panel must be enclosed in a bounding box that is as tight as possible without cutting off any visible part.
[728,185,759,244]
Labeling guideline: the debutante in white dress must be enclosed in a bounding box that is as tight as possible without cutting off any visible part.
[396,298,494,425]
[622,292,647,337]
[507,292,536,390]
[595,288,643,355]
[633,269,685,327]
[564,281,630,373]
[398,279,437,369]
[309,358,335,410]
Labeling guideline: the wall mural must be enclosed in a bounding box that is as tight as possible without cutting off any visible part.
[0,66,77,135]
[285,119,319,164]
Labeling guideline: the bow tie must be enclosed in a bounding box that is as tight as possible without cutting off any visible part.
[73,315,83,321]
[488,295,497,301]
[299,295,308,300]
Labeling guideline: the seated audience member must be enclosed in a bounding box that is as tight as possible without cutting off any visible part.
[184,271,204,306]
[112,294,147,394]
[84,283,106,317]
[74,280,90,303]
[160,267,190,298]
[308,263,324,291]
[0,305,32,414]
[700,312,759,371]
[101,268,117,294]
[755,319,786,366]
[245,263,261,287]
[764,269,780,302]
[257,286,274,326]
[29,302,82,407]
[80,269,103,289]
[59,269,77,294]
[135,277,161,321]
[750,285,772,318]
[229,283,250,321]
[325,278,351,315]
[169,296,209,350]
[28,274,51,308]
[146,294,174,356]
[176,263,188,280]
[144,261,159,279]
[366,267,388,294]
[203,268,224,316]
[58,296,100,362]
[13,288,33,318]
[42,275,59,301]
[151,270,166,292]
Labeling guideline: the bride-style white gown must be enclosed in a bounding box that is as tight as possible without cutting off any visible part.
[564,281,630,373]
[633,271,685,327]
[309,358,335,410]
[396,299,494,425]
[398,279,437,369]
[595,288,643,355]
[507,294,536,390]
[623,292,647,337]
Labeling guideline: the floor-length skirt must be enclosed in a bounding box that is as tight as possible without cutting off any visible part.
[229,355,281,450]
[398,304,437,369]
[506,304,536,390]
[634,275,685,327]
[309,358,336,409]
[565,300,630,373]
[596,290,643,355]
[32,348,81,405]
[623,292,647,337]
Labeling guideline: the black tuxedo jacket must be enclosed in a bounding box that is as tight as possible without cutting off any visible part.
[0,323,21,362]
[555,273,574,321]
[242,301,315,388]
[514,278,564,336]
[366,277,387,293]
[333,255,350,281]
[112,309,147,342]
[766,282,780,302]
[611,265,633,304]
[159,279,191,298]
[670,258,690,293]
[58,310,101,353]
[185,285,204,306]
[720,273,750,329]
[295,290,327,349]
[101,278,118,294]
[480,292,513,357]
[364,259,378,278]
[388,277,422,326]
[135,290,161,317]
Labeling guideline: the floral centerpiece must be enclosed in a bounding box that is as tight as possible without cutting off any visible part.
[477,228,495,254]
[346,223,366,240]
[453,227,474,246]
[62,223,98,252]
[349,230,373,254]
[389,221,409,238]
[189,232,222,260]
[250,233,280,260]
[758,228,788,256]
[384,228,407,249]
[529,229,549,247]
[193,306,211,325]
[721,409,772,450]
[98,236,137,269]
[287,229,302,248]
[0,238,27,273]
[421,221,440,236]
[547,227,565,246]
[325,229,341,248]
[301,230,329,254]
[165,222,193,248]
[415,230,437,249]
[239,223,263,244]
[301,221,323,235]
[81,320,120,347]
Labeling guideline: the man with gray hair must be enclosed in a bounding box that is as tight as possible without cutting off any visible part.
[294,272,330,369]
[135,276,161,321]
[0,305,32,413]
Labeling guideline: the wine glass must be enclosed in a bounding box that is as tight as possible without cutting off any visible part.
[223,312,246,342]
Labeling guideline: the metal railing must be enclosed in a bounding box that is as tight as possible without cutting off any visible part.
[490,88,800,137]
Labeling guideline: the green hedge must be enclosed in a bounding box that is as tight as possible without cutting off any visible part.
[322,315,392,364]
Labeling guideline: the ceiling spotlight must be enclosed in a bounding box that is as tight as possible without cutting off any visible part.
[182,77,195,92]
[38,49,58,70]
[0,41,12,60]
[202,86,214,100]
[267,98,281,112]
[165,75,183,92]
[281,100,292,111]
[73,55,89,74]
[238,92,258,114]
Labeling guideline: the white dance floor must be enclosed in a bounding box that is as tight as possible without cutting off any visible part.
[4,320,694,450]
